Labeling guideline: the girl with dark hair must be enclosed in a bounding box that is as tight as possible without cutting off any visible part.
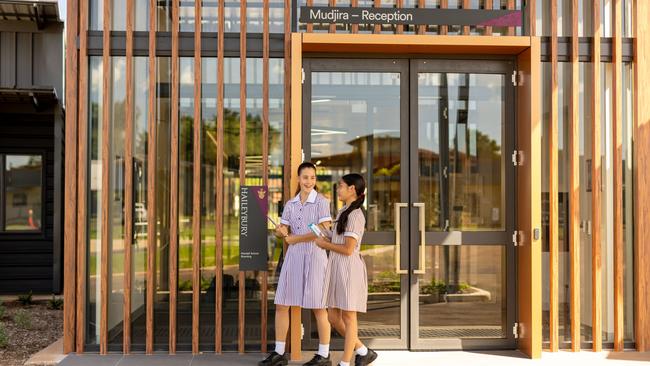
[260,162,334,366]
[315,173,377,366]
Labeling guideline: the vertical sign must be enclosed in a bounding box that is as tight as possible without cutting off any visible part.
[240,186,269,271]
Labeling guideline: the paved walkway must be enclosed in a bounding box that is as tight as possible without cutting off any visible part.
[57,350,650,366]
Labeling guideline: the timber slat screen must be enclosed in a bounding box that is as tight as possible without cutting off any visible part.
[59,0,649,357]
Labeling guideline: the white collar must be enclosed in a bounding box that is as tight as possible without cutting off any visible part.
[291,189,318,204]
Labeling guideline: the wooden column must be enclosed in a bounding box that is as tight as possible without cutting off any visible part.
[612,0,625,352]
[373,0,381,34]
[289,33,303,362]
[417,0,424,35]
[63,0,79,354]
[440,0,448,35]
[99,0,112,355]
[123,0,135,354]
[516,36,542,360]
[569,0,581,352]
[549,0,559,353]
[75,0,89,353]
[351,0,359,34]
[633,0,650,353]
[592,0,603,352]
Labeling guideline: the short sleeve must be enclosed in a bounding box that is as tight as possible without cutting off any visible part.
[343,209,366,242]
[280,202,292,226]
[316,197,332,224]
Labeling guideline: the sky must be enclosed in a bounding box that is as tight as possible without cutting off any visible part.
[58,0,66,21]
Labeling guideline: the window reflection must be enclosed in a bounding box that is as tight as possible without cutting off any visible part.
[3,155,42,231]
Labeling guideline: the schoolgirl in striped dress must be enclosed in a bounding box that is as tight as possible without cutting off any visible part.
[315,174,377,366]
[259,162,334,366]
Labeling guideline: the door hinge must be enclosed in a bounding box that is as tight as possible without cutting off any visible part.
[301,148,305,163]
[511,150,523,166]
[301,323,305,340]
[512,230,522,247]
[511,70,523,86]
[301,68,305,84]
[513,322,520,338]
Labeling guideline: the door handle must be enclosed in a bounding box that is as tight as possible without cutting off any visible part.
[394,203,408,274]
[413,202,426,275]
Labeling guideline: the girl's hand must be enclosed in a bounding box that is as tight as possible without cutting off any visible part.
[314,237,329,249]
[275,225,289,238]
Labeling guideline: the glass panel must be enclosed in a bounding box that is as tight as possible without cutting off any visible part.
[558,0,573,37]
[108,56,127,349]
[579,62,594,343]
[180,0,196,32]
[417,73,442,231]
[176,56,194,348]
[199,57,217,349]
[310,71,401,231]
[154,56,172,350]
[579,0,593,37]
[601,62,614,343]
[3,155,42,231]
[157,1,172,31]
[131,56,149,348]
[557,62,571,344]
[622,62,635,342]
[135,0,150,31]
[246,0,286,33]
[203,0,219,32]
[90,0,103,30]
[358,244,401,339]
[113,0,127,30]
[418,245,506,339]
[86,56,103,346]
[446,73,505,231]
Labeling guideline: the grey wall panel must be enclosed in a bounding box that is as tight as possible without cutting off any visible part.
[1,32,17,88]
[32,32,63,93]
[16,32,33,88]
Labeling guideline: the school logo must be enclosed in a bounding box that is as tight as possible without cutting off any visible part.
[258,188,266,200]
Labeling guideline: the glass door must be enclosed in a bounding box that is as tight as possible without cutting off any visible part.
[303,58,410,350]
[408,59,516,350]
[302,58,516,351]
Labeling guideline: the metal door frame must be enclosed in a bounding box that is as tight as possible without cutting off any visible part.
[301,57,517,351]
[408,58,517,350]
[302,58,410,351]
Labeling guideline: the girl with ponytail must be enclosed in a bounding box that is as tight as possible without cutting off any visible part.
[314,173,377,366]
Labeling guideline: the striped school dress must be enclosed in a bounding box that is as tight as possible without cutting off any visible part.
[322,207,368,313]
[274,189,332,309]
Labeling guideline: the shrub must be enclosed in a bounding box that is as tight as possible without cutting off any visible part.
[18,291,34,306]
[48,295,64,310]
[0,323,8,348]
[13,309,32,329]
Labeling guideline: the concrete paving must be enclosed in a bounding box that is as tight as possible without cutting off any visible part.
[56,350,650,366]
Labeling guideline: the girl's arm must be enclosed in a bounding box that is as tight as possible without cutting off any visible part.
[314,236,357,256]
[285,232,318,245]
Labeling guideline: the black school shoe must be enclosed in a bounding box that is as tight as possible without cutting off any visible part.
[354,348,378,366]
[303,353,332,366]
[258,351,289,366]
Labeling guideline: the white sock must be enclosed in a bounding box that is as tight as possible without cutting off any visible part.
[355,345,368,356]
[339,362,350,366]
[274,341,286,355]
[317,343,330,358]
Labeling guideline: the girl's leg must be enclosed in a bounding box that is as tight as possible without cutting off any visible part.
[312,308,331,357]
[341,310,359,363]
[328,308,364,350]
[274,305,290,353]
